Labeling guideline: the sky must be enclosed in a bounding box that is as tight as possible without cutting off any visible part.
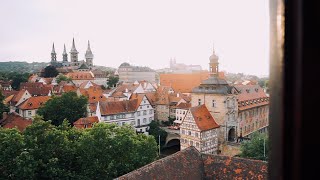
[0,0,270,77]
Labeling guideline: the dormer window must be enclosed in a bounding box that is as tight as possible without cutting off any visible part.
[29,103,32,106]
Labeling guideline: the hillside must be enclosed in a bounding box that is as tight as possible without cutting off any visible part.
[0,61,49,73]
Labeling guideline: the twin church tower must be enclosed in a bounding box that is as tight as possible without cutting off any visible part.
[50,38,94,70]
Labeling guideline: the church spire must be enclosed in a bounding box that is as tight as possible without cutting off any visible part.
[85,40,94,67]
[62,44,68,62]
[51,43,57,62]
[70,38,78,53]
[51,43,56,54]
[70,38,79,63]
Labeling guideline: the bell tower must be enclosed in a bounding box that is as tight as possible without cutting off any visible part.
[51,43,57,62]
[70,38,79,65]
[209,44,219,77]
[85,40,94,67]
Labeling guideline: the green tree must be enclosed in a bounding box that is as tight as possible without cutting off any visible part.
[0,128,24,178]
[0,91,9,119]
[43,65,59,78]
[5,72,30,90]
[148,121,168,147]
[56,74,72,83]
[37,92,88,126]
[0,118,158,179]
[239,132,269,161]
[77,123,158,179]
[107,75,119,88]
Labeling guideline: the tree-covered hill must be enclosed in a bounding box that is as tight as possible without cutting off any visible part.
[0,61,49,73]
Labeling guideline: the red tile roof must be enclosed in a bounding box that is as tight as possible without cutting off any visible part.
[3,94,14,105]
[18,96,50,110]
[99,99,138,115]
[176,102,191,109]
[0,113,32,131]
[11,89,28,105]
[190,104,220,131]
[66,72,94,80]
[160,72,210,93]
[73,116,99,129]
[79,81,100,89]
[234,85,269,111]
[1,90,19,98]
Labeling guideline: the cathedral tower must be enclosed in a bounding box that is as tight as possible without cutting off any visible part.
[70,38,79,65]
[85,40,94,67]
[51,43,57,62]
[62,44,68,62]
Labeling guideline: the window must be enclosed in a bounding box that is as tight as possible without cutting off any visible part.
[137,119,140,126]
[28,110,32,116]
[198,99,201,105]
[149,109,153,114]
[147,105,149,108]
[131,113,135,117]
[121,114,125,118]
[188,131,191,135]
[195,132,199,137]
[143,118,146,123]
[182,130,185,134]
[190,141,193,146]
[212,100,216,107]
[140,106,142,109]
[116,115,120,119]
[149,117,152,122]
[196,142,199,148]
[122,122,125,126]
[143,110,147,115]
[110,115,114,120]
[131,121,135,125]
[137,111,140,116]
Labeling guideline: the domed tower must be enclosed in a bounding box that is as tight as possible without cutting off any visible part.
[51,43,57,62]
[62,44,68,62]
[209,45,219,77]
[70,38,79,65]
[85,40,94,67]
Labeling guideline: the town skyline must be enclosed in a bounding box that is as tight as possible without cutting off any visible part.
[0,0,269,77]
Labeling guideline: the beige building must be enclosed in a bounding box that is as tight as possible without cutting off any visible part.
[118,62,156,83]
[191,47,238,143]
[17,96,51,119]
[180,104,220,154]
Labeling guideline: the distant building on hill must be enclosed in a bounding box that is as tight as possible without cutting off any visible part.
[118,62,156,83]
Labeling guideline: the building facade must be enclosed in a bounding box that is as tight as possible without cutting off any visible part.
[191,47,238,144]
[234,85,269,138]
[118,62,156,83]
[96,95,154,134]
[180,105,220,154]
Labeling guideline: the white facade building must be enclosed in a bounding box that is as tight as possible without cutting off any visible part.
[96,95,154,135]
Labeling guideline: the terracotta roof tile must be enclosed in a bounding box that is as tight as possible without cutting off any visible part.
[118,146,268,179]
[66,72,94,80]
[234,85,269,111]
[176,102,191,109]
[18,96,50,110]
[190,104,220,131]
[73,116,99,129]
[0,113,32,131]
[99,99,138,115]
[160,72,210,93]
[11,89,28,105]
[3,94,14,105]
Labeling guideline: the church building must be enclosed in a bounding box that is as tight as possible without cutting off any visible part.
[50,38,94,71]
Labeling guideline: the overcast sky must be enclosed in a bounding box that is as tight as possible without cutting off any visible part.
[0,0,269,77]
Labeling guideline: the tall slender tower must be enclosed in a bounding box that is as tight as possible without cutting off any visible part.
[70,38,79,64]
[85,40,94,67]
[62,44,68,62]
[51,43,57,62]
[209,44,219,77]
